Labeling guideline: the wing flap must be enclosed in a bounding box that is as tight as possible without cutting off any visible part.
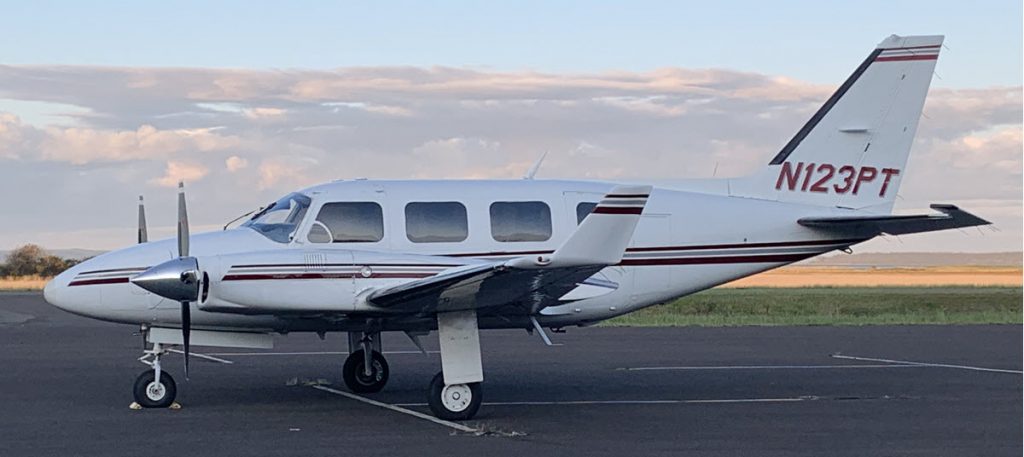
[798,204,990,235]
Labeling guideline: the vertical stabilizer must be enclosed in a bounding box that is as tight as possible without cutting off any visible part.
[731,35,943,213]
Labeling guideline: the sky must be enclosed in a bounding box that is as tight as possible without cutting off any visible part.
[0,0,1020,252]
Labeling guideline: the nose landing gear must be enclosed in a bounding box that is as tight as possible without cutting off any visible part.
[133,342,177,408]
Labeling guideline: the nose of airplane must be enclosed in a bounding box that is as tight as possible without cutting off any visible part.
[42,276,58,305]
[42,261,106,318]
[43,268,72,312]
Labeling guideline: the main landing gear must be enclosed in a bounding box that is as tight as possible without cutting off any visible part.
[428,309,484,420]
[342,310,485,421]
[427,371,482,421]
[342,333,389,393]
[133,342,177,408]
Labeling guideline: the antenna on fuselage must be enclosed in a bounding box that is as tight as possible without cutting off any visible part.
[523,151,548,180]
[137,195,148,243]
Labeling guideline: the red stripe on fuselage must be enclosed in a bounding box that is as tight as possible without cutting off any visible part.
[78,267,147,275]
[66,239,865,285]
[230,263,461,269]
[619,252,817,266]
[625,238,865,253]
[444,238,863,258]
[221,272,436,281]
[68,277,131,286]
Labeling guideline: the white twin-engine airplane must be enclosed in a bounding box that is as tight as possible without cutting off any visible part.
[45,35,989,420]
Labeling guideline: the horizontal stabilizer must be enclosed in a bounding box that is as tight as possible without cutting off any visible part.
[798,204,990,235]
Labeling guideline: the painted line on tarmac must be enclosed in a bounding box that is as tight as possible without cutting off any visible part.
[831,354,1023,375]
[394,396,817,407]
[617,364,924,371]
[205,350,438,356]
[311,385,479,433]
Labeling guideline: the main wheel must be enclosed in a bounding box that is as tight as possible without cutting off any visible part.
[133,370,177,408]
[342,350,389,393]
[427,371,481,421]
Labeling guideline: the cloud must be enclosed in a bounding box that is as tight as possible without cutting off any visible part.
[0,113,242,165]
[40,124,240,164]
[225,155,248,172]
[0,63,1018,252]
[243,107,287,120]
[0,113,29,159]
[151,160,209,187]
[257,157,318,190]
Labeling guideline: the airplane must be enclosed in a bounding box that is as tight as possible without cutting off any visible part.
[43,34,990,421]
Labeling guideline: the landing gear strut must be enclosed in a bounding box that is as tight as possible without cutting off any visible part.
[133,342,177,408]
[428,309,484,420]
[342,332,389,393]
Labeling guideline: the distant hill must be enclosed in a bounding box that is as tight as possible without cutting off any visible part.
[802,252,1022,268]
[0,248,107,263]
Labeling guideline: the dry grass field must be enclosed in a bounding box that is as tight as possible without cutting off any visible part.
[723,266,1022,288]
[0,276,48,291]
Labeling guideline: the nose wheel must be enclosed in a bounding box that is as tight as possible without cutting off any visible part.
[133,342,177,408]
[133,370,177,408]
[343,349,389,393]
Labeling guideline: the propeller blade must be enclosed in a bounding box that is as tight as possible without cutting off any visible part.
[137,195,148,243]
[181,300,191,379]
[177,181,189,258]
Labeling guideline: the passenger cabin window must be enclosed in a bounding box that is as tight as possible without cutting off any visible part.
[576,202,598,224]
[405,202,468,243]
[489,201,552,242]
[309,202,383,243]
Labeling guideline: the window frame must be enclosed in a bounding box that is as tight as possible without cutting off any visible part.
[308,201,385,243]
[404,201,469,243]
[488,200,553,243]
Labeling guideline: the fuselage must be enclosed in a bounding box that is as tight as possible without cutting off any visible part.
[45,179,865,333]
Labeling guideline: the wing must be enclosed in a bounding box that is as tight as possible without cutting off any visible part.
[364,185,652,315]
[798,204,990,235]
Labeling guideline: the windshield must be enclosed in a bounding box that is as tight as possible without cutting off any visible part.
[241,193,311,243]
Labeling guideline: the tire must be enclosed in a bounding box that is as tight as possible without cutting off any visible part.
[342,350,389,393]
[133,370,177,408]
[427,371,481,421]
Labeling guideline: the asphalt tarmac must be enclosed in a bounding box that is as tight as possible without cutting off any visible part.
[2,292,1021,456]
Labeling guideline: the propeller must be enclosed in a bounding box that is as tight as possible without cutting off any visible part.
[177,182,192,379]
[130,181,199,379]
[137,195,148,243]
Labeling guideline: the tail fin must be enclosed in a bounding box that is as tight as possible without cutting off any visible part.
[732,35,943,212]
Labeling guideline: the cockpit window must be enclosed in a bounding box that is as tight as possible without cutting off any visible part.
[309,202,384,243]
[241,193,311,243]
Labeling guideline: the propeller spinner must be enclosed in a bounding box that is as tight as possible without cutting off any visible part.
[130,181,198,378]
